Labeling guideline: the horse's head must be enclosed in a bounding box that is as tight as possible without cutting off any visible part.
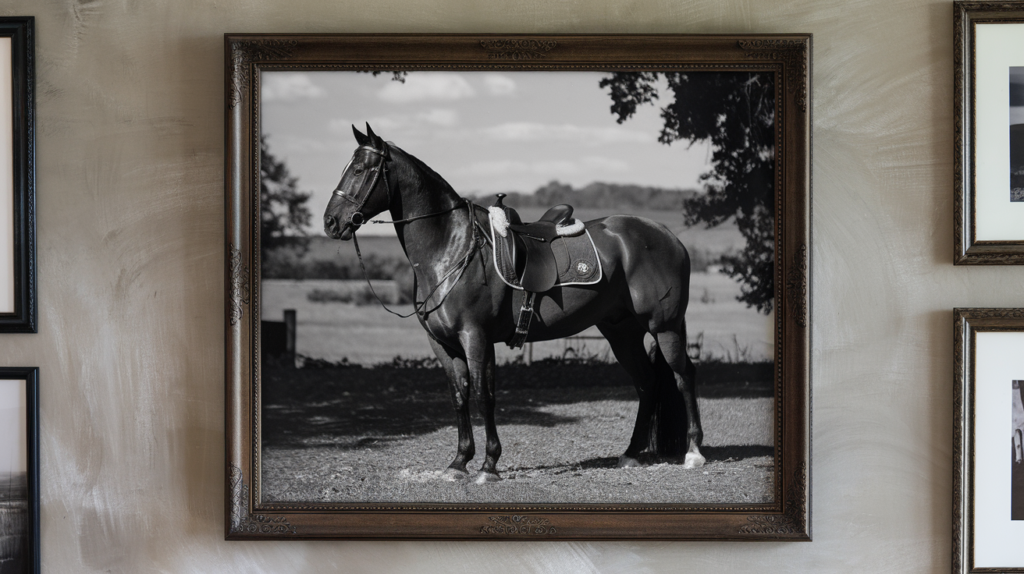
[323,123,393,241]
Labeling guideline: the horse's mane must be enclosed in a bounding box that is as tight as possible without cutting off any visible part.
[388,143,459,197]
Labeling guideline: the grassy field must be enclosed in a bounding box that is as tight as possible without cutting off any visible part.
[262,270,773,366]
[261,360,773,504]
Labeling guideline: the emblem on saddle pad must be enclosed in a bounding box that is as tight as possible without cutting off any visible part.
[488,194,603,348]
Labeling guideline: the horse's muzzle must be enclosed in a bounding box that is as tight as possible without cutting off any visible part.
[324,213,352,240]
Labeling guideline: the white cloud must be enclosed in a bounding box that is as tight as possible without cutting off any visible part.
[261,73,326,103]
[328,116,403,134]
[580,156,629,172]
[272,135,330,154]
[479,122,651,145]
[418,109,459,127]
[453,157,626,179]
[482,74,516,96]
[378,73,476,103]
[328,110,458,135]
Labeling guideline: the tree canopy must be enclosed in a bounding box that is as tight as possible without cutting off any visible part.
[260,136,313,260]
[600,72,776,314]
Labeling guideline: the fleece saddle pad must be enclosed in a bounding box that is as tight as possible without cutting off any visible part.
[490,223,602,291]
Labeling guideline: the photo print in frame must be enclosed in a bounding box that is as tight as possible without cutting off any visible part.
[0,368,39,574]
[955,1,1024,264]
[225,34,811,540]
[956,310,1024,573]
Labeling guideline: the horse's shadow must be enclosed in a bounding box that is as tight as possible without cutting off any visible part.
[261,361,772,452]
[503,445,774,474]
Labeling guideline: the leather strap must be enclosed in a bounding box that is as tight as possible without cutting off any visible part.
[509,291,536,349]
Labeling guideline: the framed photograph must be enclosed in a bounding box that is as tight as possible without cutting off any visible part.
[0,18,35,331]
[0,368,39,574]
[954,2,1024,264]
[954,309,1024,572]
[225,34,810,540]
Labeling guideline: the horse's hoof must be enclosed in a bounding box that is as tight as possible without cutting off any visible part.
[474,471,500,484]
[683,452,706,469]
[617,455,641,468]
[442,468,469,482]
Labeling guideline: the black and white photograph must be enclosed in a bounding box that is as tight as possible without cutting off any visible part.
[0,373,36,574]
[1010,67,1024,201]
[1014,379,1024,521]
[257,70,777,505]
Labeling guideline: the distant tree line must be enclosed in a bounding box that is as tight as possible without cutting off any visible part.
[489,181,697,211]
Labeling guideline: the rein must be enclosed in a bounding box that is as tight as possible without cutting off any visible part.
[340,144,482,319]
[351,200,480,320]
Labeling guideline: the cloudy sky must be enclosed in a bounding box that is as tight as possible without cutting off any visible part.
[260,71,711,235]
[0,379,26,474]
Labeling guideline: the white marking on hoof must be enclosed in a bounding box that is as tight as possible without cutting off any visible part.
[474,472,500,484]
[617,455,641,468]
[683,451,706,469]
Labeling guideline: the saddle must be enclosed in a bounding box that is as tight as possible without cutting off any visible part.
[488,194,601,348]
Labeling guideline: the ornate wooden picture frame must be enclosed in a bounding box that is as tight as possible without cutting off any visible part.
[955,309,1024,572]
[225,34,811,540]
[0,18,36,332]
[954,1,1024,264]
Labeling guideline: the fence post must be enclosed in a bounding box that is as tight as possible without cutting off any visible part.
[284,309,296,365]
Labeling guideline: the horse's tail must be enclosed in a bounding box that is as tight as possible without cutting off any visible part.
[647,343,690,456]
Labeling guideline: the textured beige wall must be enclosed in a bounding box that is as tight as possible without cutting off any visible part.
[0,0,994,571]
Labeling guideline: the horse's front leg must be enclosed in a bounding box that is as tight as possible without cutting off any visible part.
[428,338,474,480]
[462,332,501,483]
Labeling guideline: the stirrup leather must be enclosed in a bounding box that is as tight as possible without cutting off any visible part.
[509,292,536,349]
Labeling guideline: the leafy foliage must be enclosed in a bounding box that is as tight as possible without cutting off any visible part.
[261,136,313,262]
[599,72,776,313]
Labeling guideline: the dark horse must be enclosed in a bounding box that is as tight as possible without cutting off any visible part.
[323,124,704,483]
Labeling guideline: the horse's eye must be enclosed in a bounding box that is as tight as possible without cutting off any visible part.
[353,167,364,175]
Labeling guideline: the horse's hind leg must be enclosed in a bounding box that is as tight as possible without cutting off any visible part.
[654,328,705,469]
[428,337,474,480]
[598,320,658,468]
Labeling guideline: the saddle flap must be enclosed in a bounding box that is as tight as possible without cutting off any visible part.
[518,240,558,292]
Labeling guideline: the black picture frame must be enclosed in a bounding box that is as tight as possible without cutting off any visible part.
[0,17,36,332]
[0,367,39,574]
[225,33,811,540]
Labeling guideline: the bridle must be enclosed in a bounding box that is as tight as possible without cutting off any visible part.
[331,143,488,320]
[333,143,467,228]
[332,144,391,229]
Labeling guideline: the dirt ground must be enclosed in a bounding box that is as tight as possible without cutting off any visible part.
[260,360,775,505]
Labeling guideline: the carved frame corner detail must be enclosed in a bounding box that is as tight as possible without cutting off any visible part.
[737,39,809,113]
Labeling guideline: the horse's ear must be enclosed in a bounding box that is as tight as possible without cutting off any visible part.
[365,123,380,146]
[365,123,389,157]
[352,125,370,146]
